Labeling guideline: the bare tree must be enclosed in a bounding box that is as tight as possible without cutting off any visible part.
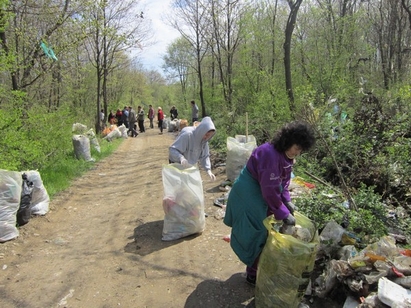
[82,0,150,132]
[163,38,192,102]
[169,0,210,117]
[372,0,409,88]
[207,0,246,110]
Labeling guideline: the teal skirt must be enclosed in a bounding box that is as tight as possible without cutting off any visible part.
[224,167,268,267]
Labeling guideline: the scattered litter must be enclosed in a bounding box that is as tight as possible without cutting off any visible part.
[214,208,225,220]
[223,235,231,243]
[219,185,231,192]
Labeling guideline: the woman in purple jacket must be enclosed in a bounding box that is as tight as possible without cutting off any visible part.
[224,121,315,285]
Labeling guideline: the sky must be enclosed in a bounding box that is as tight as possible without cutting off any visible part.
[138,0,180,72]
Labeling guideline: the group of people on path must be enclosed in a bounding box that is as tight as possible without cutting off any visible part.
[100,100,200,136]
[102,105,153,137]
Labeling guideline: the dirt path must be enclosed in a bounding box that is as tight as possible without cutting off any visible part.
[0,127,255,308]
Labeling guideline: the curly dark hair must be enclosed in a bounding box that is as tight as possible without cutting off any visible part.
[271,121,315,152]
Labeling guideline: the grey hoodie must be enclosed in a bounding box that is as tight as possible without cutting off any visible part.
[169,116,216,171]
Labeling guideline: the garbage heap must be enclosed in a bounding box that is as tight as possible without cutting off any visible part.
[313,221,411,307]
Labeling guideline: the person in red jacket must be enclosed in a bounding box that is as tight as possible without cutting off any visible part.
[157,107,164,134]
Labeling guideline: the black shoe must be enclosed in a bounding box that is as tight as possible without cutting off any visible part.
[246,275,256,286]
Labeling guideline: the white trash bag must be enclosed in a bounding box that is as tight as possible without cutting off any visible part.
[0,170,22,242]
[72,134,93,161]
[226,135,257,181]
[161,164,205,241]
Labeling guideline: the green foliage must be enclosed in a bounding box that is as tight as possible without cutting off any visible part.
[297,187,346,230]
[312,93,411,206]
[0,100,77,171]
[41,138,122,198]
[297,184,388,244]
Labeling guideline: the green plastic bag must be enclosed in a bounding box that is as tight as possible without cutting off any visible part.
[255,212,319,308]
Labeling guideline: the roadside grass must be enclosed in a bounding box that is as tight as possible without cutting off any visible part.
[41,138,123,199]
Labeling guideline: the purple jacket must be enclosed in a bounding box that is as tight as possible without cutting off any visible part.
[246,142,293,220]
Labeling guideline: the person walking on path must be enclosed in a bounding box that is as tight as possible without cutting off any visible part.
[128,106,138,137]
[223,121,315,285]
[137,106,145,133]
[157,107,164,134]
[191,100,199,124]
[148,105,155,129]
[169,116,217,181]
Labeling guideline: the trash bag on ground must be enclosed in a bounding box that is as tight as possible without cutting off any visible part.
[72,123,88,134]
[226,135,256,182]
[0,170,22,242]
[86,128,100,153]
[161,163,205,241]
[255,212,319,308]
[117,124,128,138]
[103,127,121,142]
[168,120,177,132]
[72,134,93,161]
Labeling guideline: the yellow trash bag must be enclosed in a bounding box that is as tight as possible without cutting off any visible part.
[255,212,320,308]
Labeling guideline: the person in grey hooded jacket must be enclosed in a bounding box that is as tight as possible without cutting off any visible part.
[169,116,216,181]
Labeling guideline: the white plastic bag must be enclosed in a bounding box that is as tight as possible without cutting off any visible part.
[72,134,93,161]
[226,135,256,181]
[117,124,128,138]
[86,128,101,153]
[161,164,205,241]
[72,123,88,134]
[103,127,121,142]
[0,170,22,242]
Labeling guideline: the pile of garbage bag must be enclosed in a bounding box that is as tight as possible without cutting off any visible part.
[0,169,50,243]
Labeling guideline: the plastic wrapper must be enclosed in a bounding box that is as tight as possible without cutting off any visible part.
[161,164,205,241]
[361,235,399,259]
[318,220,346,257]
[226,135,256,181]
[393,255,411,276]
[255,212,319,308]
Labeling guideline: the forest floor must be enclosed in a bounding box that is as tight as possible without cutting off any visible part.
[0,123,343,308]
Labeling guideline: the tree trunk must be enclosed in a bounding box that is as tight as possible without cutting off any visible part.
[284,0,303,115]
